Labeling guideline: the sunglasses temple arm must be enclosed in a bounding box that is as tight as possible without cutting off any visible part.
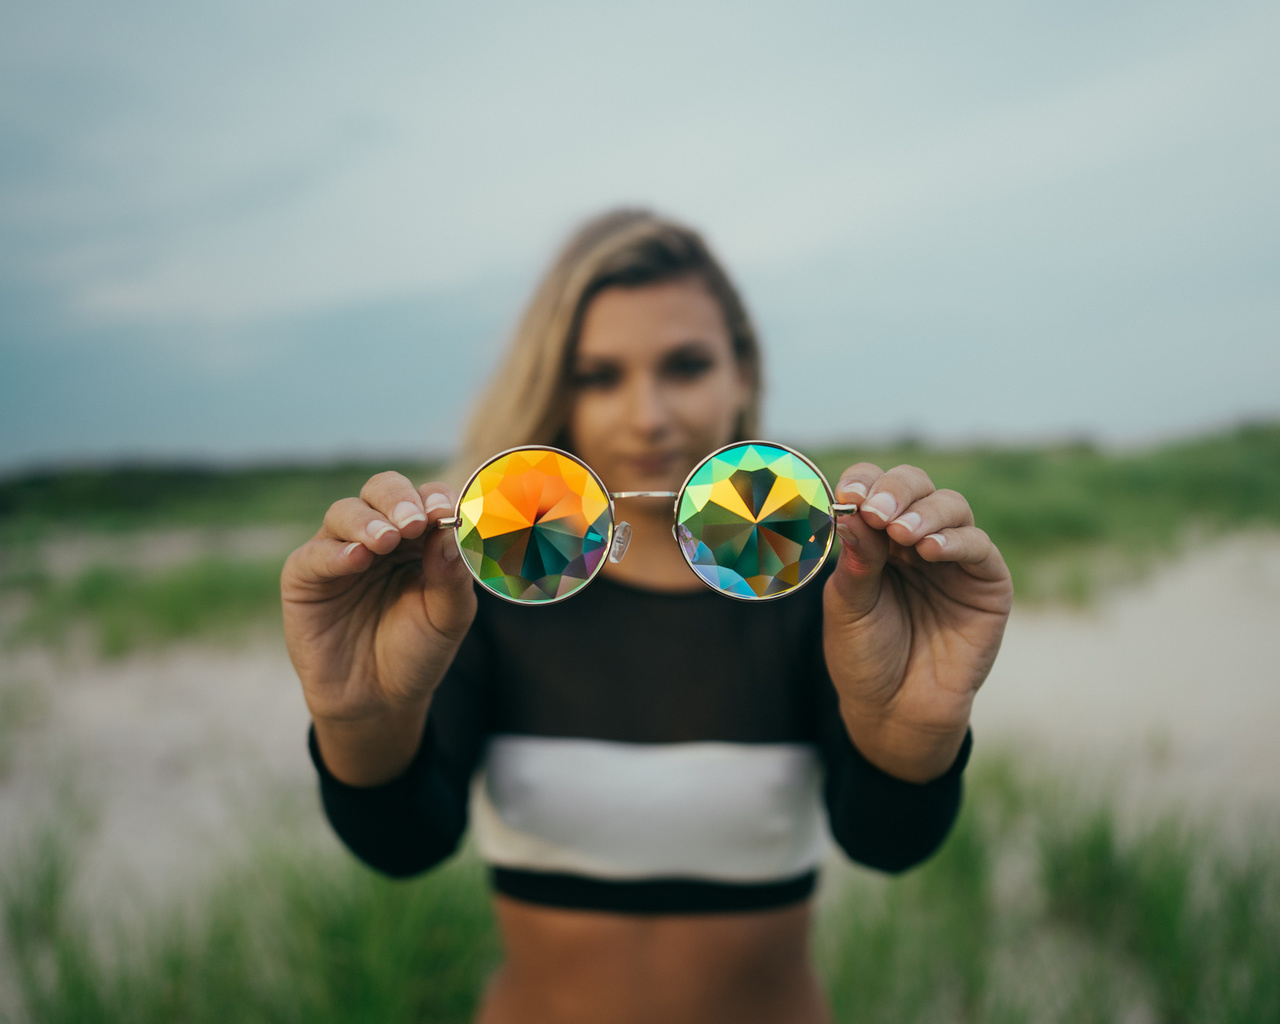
[831,503,859,515]
[437,517,461,529]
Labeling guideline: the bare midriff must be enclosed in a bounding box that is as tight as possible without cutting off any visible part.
[473,896,832,1024]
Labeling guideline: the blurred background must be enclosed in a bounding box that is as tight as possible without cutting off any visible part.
[1,2,1278,1021]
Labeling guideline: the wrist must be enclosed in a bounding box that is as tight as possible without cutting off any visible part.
[312,700,431,787]
[840,704,971,784]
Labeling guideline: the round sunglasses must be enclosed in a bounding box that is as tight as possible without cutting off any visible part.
[437,440,858,605]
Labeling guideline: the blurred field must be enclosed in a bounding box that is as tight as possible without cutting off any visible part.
[1,420,1278,1022]
[1,421,1277,657]
[2,827,500,1024]
[0,461,441,543]
[817,755,1280,1022]
[3,757,1276,1024]
[809,420,1280,603]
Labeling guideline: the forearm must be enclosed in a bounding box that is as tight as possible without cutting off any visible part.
[308,715,469,878]
[823,722,972,873]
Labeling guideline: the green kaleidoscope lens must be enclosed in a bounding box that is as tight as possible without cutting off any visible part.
[675,442,835,600]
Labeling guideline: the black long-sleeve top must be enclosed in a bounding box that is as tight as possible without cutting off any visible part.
[310,567,970,913]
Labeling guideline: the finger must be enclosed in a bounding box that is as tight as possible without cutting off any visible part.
[415,482,475,638]
[417,481,458,525]
[416,483,469,580]
[834,462,883,504]
[321,496,404,556]
[282,536,375,593]
[416,483,461,573]
[882,488,975,548]
[827,463,933,617]
[914,525,1010,581]
[829,508,892,616]
[359,471,430,538]
[858,465,935,530]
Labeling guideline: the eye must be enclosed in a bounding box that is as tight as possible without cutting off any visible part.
[662,350,716,381]
[571,364,621,390]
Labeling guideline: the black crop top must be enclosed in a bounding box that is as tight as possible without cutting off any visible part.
[309,567,971,914]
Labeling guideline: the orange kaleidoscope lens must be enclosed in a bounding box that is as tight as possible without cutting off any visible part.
[455,447,614,604]
[674,442,837,600]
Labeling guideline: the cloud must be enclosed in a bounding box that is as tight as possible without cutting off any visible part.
[1,0,1277,467]
[3,2,1270,323]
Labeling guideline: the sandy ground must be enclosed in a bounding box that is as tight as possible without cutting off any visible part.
[34,524,310,581]
[0,635,323,921]
[974,531,1280,819]
[1,533,1278,921]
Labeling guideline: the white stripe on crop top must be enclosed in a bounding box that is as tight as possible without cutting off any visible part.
[471,734,829,883]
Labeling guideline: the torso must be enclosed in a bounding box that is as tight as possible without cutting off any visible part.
[429,568,842,1022]
[475,898,831,1024]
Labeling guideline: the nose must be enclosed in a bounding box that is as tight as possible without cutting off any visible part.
[625,373,671,437]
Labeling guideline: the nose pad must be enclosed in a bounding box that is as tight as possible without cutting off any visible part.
[673,523,697,561]
[608,521,633,563]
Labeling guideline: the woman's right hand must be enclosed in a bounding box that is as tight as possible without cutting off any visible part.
[281,472,476,783]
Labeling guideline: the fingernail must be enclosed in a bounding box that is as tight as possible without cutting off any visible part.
[424,492,453,514]
[836,522,857,545]
[891,511,922,533]
[441,535,460,561]
[863,492,897,522]
[343,542,363,558]
[367,519,396,541]
[926,533,947,548]
[392,501,426,528]
[838,480,867,501]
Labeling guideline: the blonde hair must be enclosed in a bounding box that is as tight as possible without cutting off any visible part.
[450,209,763,482]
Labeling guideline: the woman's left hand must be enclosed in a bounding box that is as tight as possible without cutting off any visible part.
[823,462,1014,783]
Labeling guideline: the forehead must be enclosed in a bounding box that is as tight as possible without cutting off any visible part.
[575,278,731,359]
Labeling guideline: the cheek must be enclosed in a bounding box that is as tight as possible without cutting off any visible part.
[565,392,612,453]
[674,373,745,430]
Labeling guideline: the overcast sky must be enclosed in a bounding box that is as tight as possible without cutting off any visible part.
[2,0,1278,472]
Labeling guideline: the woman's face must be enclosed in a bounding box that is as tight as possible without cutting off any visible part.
[566,276,751,494]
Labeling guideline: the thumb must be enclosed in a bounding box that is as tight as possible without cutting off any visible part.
[418,485,477,640]
[829,511,891,619]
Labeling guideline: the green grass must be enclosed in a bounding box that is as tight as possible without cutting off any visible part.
[1,831,499,1024]
[0,678,47,780]
[0,460,442,544]
[809,420,1280,603]
[816,755,1280,1022]
[2,421,1278,655]
[4,423,1277,560]
[1037,803,1280,1023]
[4,758,1277,1023]
[5,558,284,658]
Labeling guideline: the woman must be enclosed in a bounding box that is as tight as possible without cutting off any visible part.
[282,209,1013,1023]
